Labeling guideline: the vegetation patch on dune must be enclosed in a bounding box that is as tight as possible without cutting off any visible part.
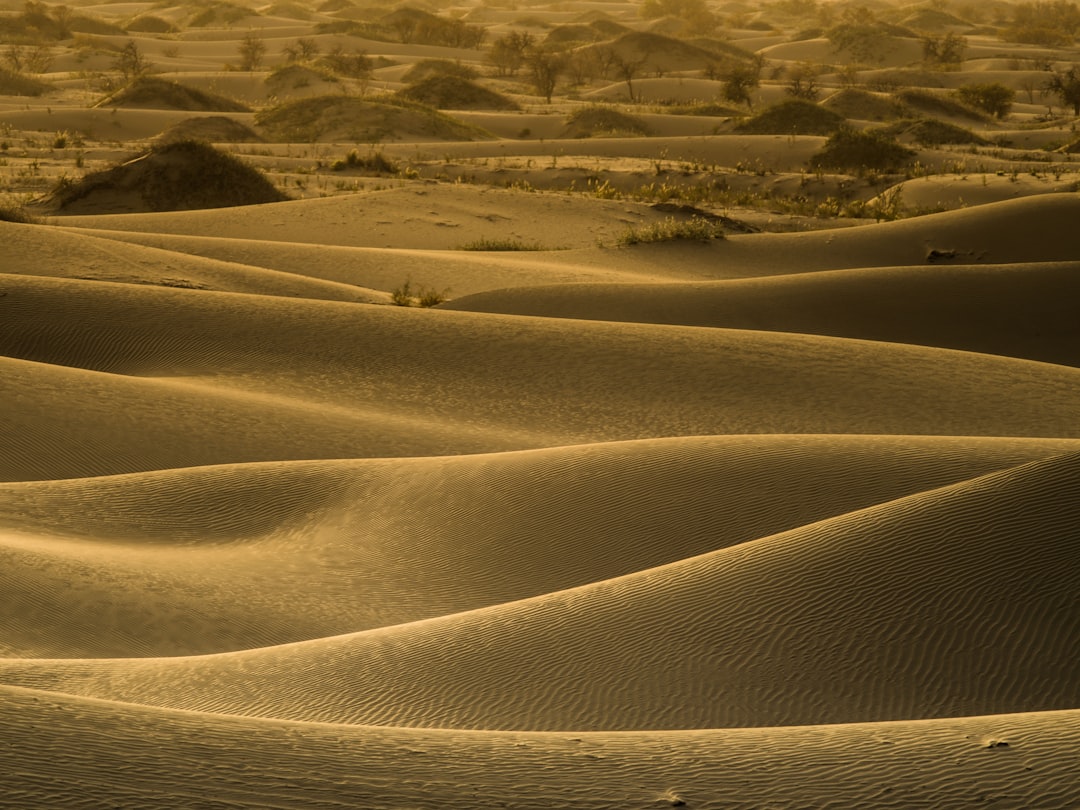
[618,216,725,245]
[821,88,909,122]
[155,116,263,145]
[735,98,845,135]
[0,67,50,97]
[255,94,493,142]
[265,64,341,94]
[42,140,289,214]
[401,59,478,84]
[96,77,250,112]
[809,128,917,174]
[894,89,988,122]
[396,75,519,111]
[124,15,178,34]
[882,118,989,147]
[562,105,651,138]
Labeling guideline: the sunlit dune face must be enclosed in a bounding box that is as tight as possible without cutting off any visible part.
[2,0,1080,806]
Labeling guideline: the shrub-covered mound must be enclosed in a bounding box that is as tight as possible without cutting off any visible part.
[154,116,263,144]
[124,14,178,33]
[42,140,288,214]
[894,89,988,122]
[809,127,917,173]
[255,94,493,142]
[400,59,477,83]
[820,88,910,122]
[96,77,250,112]
[735,98,845,135]
[882,118,989,146]
[396,75,519,111]
[561,106,652,138]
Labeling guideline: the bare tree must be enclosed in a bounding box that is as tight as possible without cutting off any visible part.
[527,46,565,103]
[238,32,266,72]
[113,39,151,82]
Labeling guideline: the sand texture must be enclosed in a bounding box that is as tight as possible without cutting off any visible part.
[2,0,1080,806]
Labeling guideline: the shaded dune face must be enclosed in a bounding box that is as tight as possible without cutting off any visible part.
[2,8,1080,803]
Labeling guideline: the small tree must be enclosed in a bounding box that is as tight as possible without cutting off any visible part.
[957,82,1015,118]
[785,62,821,100]
[1045,66,1080,115]
[238,32,266,72]
[113,39,151,82]
[614,53,647,101]
[526,46,565,103]
[283,37,319,64]
[487,31,533,77]
[922,32,967,68]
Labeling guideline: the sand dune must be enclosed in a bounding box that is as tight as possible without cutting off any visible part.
[3,3,1080,806]
[3,451,1078,731]
[446,261,1080,366]
[3,434,1074,657]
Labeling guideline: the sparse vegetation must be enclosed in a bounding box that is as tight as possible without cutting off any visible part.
[734,98,845,135]
[390,279,449,306]
[957,83,1015,119]
[809,128,917,174]
[618,216,725,245]
[331,150,399,173]
[460,238,545,251]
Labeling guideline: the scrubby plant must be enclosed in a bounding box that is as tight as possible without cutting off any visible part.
[809,127,917,174]
[618,216,725,245]
[563,105,651,137]
[331,150,399,173]
[1045,66,1080,115]
[460,238,545,250]
[957,83,1015,119]
[390,279,448,306]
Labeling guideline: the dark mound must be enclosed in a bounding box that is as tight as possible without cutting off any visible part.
[809,128,917,173]
[124,15,178,33]
[882,118,989,147]
[894,89,988,122]
[265,64,341,95]
[400,59,478,83]
[821,88,910,122]
[396,75,519,111]
[42,140,288,214]
[735,98,845,135]
[562,106,651,138]
[96,77,250,112]
[254,94,492,142]
[579,31,718,73]
[154,116,263,144]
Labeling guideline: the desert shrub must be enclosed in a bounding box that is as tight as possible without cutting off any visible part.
[883,118,989,146]
[734,98,845,135]
[396,75,519,110]
[331,150,399,173]
[1045,66,1080,115]
[618,216,724,245]
[809,127,917,173]
[0,67,50,96]
[460,238,545,250]
[0,204,39,223]
[957,82,1015,118]
[563,106,652,137]
[390,279,448,306]
[660,102,743,117]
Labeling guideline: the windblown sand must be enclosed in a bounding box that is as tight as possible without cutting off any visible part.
[2,2,1080,808]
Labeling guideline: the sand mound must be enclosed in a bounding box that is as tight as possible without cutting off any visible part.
[95,76,250,112]
[882,117,989,146]
[263,64,342,98]
[578,31,718,74]
[39,140,288,215]
[0,66,51,97]
[561,105,652,138]
[396,75,519,111]
[124,14,179,33]
[153,115,263,144]
[254,94,492,142]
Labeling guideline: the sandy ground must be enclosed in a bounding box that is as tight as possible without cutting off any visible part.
[2,1,1080,807]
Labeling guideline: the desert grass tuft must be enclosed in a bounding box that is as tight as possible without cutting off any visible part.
[618,217,725,246]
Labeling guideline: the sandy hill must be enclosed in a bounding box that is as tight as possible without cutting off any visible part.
[95,76,251,112]
[37,140,288,214]
[153,114,263,144]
